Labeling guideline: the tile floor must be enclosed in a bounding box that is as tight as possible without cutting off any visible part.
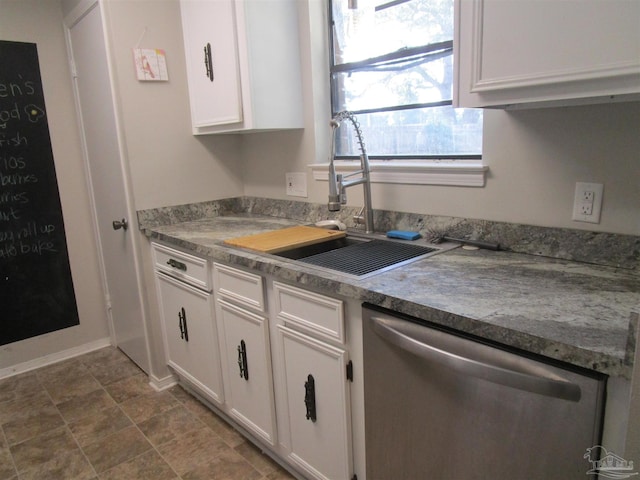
[0,347,296,480]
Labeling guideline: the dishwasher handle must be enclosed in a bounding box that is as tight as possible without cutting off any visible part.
[371,315,582,402]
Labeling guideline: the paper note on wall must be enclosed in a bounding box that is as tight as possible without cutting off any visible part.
[133,48,169,81]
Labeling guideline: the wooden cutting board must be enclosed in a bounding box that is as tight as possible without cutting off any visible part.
[224,225,346,253]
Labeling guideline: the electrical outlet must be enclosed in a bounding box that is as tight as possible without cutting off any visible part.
[583,190,595,203]
[580,203,593,215]
[285,172,307,197]
[572,182,603,224]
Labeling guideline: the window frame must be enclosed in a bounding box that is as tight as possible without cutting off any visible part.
[327,0,482,162]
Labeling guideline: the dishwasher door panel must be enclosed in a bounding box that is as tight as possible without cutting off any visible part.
[363,307,606,480]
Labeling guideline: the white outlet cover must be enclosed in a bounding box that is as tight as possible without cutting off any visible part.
[285,172,307,197]
[572,182,603,224]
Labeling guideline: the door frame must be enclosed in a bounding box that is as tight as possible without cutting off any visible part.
[63,0,152,374]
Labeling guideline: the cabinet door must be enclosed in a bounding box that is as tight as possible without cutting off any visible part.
[156,273,224,404]
[180,0,242,127]
[454,0,640,108]
[218,299,277,445]
[279,326,353,480]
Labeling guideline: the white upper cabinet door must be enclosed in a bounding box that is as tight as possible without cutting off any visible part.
[180,0,304,134]
[180,0,243,128]
[454,0,640,108]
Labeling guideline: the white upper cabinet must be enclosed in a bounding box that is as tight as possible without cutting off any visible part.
[454,0,640,108]
[180,0,304,134]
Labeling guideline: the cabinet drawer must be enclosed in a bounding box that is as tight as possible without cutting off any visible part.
[213,263,265,312]
[152,243,210,291]
[274,282,344,344]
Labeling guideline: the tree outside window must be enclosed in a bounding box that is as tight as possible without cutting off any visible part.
[330,0,483,158]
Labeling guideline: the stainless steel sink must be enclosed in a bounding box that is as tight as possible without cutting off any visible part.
[275,235,367,260]
[273,233,445,278]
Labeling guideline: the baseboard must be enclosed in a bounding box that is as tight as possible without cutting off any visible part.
[149,372,178,391]
[0,337,112,380]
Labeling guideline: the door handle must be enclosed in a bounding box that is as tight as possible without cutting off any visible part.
[112,218,128,231]
[371,315,582,402]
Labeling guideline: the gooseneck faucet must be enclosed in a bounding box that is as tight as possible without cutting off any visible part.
[328,111,374,234]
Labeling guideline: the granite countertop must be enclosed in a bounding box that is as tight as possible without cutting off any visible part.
[142,214,640,379]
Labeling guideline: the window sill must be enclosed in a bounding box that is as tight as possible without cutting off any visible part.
[310,159,488,187]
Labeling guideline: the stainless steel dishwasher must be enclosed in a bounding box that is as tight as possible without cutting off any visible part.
[362,305,606,480]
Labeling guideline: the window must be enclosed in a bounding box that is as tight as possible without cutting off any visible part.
[329,0,482,159]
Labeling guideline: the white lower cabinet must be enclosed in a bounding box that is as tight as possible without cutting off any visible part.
[217,298,277,445]
[156,272,224,404]
[155,253,361,478]
[273,281,354,480]
[278,325,353,480]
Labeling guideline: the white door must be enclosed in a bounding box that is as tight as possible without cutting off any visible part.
[65,2,149,372]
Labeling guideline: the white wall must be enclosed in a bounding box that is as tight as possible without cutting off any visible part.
[100,0,244,211]
[0,0,110,371]
[1,0,246,374]
[93,0,246,378]
[58,0,639,235]
[241,2,640,236]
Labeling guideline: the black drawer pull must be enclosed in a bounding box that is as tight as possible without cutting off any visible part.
[178,307,189,342]
[167,258,187,271]
[204,42,214,81]
[304,374,316,422]
[237,339,249,380]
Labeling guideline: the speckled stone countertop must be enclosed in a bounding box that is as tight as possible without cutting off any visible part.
[140,213,640,380]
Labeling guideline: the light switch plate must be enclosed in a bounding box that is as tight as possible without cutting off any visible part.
[286,172,307,197]
[572,182,603,224]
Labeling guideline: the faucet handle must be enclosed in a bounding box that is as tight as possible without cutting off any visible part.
[353,206,366,226]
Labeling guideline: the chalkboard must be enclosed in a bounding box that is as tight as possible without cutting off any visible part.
[0,40,79,346]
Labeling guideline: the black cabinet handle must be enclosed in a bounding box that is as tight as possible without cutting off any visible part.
[204,43,214,82]
[237,340,249,380]
[167,259,187,271]
[182,308,189,342]
[304,374,316,422]
[178,307,189,342]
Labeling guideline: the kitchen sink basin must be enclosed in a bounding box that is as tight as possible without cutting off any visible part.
[274,233,444,278]
[275,235,366,260]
